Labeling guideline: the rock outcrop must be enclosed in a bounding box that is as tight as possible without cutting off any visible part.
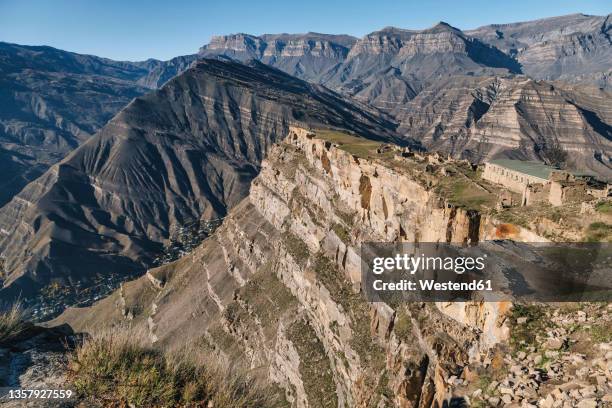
[394,76,612,177]
[199,33,356,82]
[321,22,520,101]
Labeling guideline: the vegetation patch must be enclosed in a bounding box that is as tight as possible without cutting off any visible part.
[508,304,551,350]
[69,329,282,407]
[585,222,612,242]
[314,129,382,159]
[393,307,413,343]
[282,231,310,265]
[286,318,338,408]
[435,175,496,211]
[207,323,242,354]
[238,264,298,339]
[290,189,326,226]
[312,255,386,381]
[589,321,612,343]
[0,302,27,344]
[451,181,492,210]
[331,223,350,243]
[595,201,612,214]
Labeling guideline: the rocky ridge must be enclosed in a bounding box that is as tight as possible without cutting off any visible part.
[55,126,605,407]
[0,42,149,207]
[198,16,612,178]
[3,12,611,208]
[393,76,612,177]
[199,33,356,82]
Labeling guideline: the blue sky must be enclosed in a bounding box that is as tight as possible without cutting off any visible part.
[0,0,609,61]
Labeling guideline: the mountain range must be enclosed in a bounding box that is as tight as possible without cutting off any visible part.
[0,12,611,312]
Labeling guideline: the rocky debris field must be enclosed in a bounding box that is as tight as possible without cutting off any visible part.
[464,303,612,407]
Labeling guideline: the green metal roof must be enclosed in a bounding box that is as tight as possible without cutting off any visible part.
[488,159,556,180]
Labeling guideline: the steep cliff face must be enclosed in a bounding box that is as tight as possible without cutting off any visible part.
[394,76,612,177]
[56,127,515,407]
[321,23,520,109]
[0,60,398,310]
[467,13,612,88]
[199,33,356,82]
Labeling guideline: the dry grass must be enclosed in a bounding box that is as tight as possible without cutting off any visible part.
[69,328,282,407]
[586,222,612,242]
[0,301,26,343]
[314,129,382,158]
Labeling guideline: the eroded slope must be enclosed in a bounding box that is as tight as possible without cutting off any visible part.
[0,60,398,314]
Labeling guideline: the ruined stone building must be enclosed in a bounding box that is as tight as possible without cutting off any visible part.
[482,159,609,207]
[483,160,552,194]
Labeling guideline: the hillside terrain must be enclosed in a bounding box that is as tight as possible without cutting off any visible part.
[0,43,198,207]
[0,59,399,316]
[198,15,612,178]
[466,13,612,88]
[2,13,610,210]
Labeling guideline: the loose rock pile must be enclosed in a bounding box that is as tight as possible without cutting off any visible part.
[467,303,611,407]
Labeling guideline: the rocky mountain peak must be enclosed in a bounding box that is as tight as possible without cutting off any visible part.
[199,32,357,81]
[202,33,266,58]
[427,21,462,33]
[348,22,490,58]
[200,32,356,59]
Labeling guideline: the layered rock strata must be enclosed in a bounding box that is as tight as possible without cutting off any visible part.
[56,127,524,407]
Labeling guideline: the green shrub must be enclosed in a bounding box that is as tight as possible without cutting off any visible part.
[586,222,612,242]
[590,322,612,343]
[331,223,350,243]
[393,308,413,342]
[595,201,612,214]
[509,304,550,350]
[282,232,310,265]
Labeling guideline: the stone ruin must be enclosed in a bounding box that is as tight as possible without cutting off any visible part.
[492,167,610,208]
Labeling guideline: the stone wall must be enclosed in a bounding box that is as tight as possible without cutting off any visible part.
[483,162,547,194]
[523,182,550,206]
[549,180,588,206]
